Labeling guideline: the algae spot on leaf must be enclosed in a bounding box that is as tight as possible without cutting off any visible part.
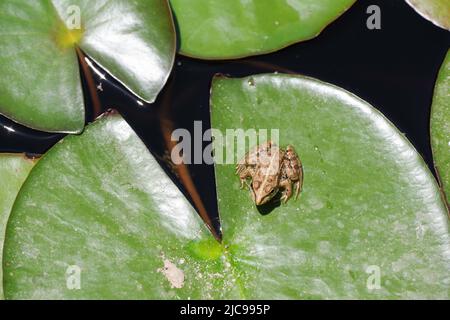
[53,22,85,50]
[158,257,185,289]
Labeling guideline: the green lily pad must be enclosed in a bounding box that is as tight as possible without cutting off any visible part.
[431,50,450,205]
[210,74,450,298]
[405,0,450,30]
[3,114,215,299]
[170,0,356,59]
[0,154,35,299]
[3,75,450,299]
[0,0,175,133]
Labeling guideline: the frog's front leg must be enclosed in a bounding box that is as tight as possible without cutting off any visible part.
[279,179,293,203]
[236,165,254,189]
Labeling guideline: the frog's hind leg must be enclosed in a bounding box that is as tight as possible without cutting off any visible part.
[294,162,304,200]
[294,180,302,200]
[279,179,292,203]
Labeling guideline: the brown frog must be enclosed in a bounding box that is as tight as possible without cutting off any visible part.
[236,141,303,205]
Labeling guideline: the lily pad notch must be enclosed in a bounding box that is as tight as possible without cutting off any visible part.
[0,0,176,133]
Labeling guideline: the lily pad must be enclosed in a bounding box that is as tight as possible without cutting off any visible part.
[210,74,450,298]
[0,154,35,299]
[3,76,450,299]
[405,0,450,30]
[170,0,356,59]
[0,0,175,133]
[431,50,450,205]
[3,114,215,299]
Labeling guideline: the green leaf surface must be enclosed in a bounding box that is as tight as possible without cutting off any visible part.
[3,114,215,299]
[405,0,450,30]
[170,0,356,59]
[0,0,175,133]
[431,50,450,205]
[0,154,35,299]
[3,75,450,299]
[210,74,450,298]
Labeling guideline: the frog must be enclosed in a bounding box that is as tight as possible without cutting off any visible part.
[236,141,303,206]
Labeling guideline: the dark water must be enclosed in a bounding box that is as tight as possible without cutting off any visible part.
[0,0,449,237]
